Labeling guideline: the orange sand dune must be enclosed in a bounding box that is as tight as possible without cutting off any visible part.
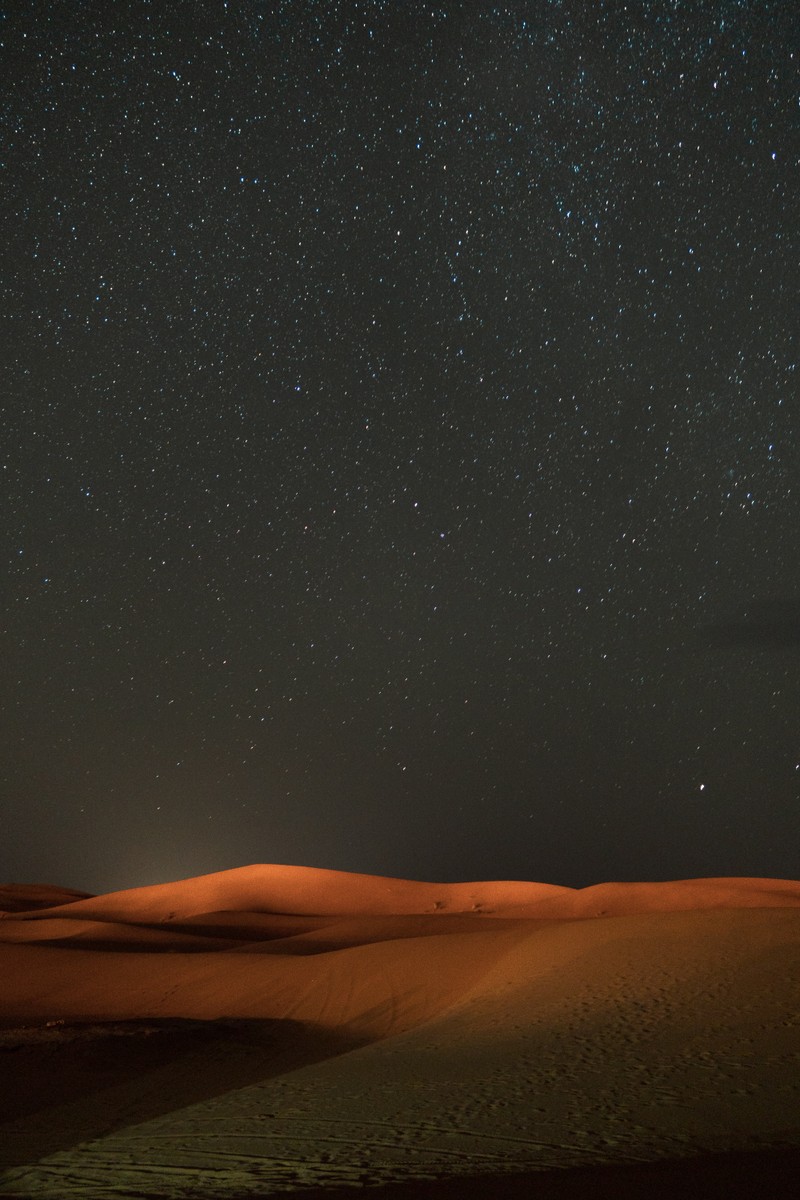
[7,862,800,925]
[4,863,569,923]
[496,874,800,917]
[1,865,799,1198]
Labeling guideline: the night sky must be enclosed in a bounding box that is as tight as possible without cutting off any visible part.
[2,1,798,894]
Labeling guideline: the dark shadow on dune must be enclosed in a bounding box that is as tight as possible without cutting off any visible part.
[0,1017,366,1172]
[12,912,537,955]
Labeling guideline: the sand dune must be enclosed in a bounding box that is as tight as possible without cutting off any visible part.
[1,866,799,1197]
[7,863,800,925]
[0,884,93,914]
[4,863,572,923]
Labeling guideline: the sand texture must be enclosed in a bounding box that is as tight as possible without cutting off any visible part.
[1,866,799,1198]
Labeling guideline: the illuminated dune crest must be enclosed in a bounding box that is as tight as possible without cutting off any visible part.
[6,863,800,925]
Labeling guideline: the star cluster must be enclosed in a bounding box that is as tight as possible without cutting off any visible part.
[2,1,798,890]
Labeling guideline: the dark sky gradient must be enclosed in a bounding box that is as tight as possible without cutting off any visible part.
[2,1,798,893]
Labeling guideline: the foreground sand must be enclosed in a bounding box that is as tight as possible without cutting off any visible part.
[1,866,799,1198]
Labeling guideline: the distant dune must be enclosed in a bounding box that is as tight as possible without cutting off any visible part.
[0,883,94,914]
[1,866,799,1198]
[7,862,800,924]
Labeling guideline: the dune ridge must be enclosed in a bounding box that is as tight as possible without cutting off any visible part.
[1,866,799,1198]
[5,862,800,925]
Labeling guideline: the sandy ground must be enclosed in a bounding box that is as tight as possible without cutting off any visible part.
[1,866,799,1198]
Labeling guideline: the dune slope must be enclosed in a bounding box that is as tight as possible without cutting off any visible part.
[1,867,799,1198]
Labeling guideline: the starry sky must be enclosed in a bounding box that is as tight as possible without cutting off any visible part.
[2,1,799,894]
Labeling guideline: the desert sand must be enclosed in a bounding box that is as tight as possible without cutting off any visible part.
[1,865,799,1199]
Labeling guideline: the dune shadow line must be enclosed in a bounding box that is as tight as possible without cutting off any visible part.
[0,1017,365,1173]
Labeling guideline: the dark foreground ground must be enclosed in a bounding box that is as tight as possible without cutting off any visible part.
[4,1149,795,1200]
[282,1149,800,1199]
[280,1151,800,1200]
